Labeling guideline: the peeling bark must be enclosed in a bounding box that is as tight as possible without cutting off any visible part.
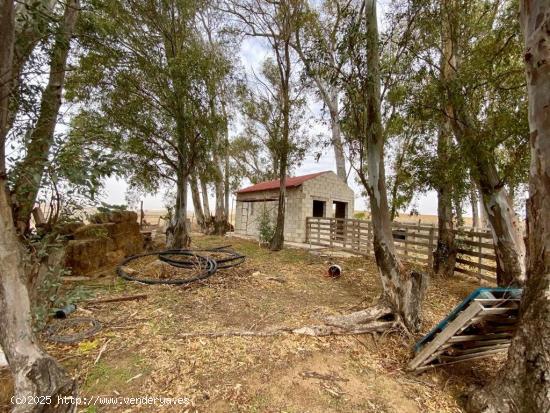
[478,187,488,228]
[360,0,428,333]
[434,2,457,277]
[200,177,211,220]
[270,158,287,251]
[477,173,525,287]
[471,184,480,228]
[190,175,205,231]
[446,46,525,287]
[0,4,77,406]
[270,32,292,251]
[468,5,550,411]
[11,0,79,232]
[329,96,347,182]
[1,178,77,412]
[212,169,227,235]
[212,146,228,235]
[0,0,15,174]
[6,0,59,135]
[166,167,191,249]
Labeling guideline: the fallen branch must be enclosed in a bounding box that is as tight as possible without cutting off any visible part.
[175,304,401,339]
[300,371,349,382]
[94,339,111,365]
[176,328,292,338]
[84,294,148,305]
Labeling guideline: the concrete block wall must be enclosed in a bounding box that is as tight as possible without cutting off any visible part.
[300,172,355,241]
[234,171,355,243]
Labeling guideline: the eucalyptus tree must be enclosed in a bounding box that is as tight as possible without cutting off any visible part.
[292,0,347,182]
[10,0,80,233]
[69,0,231,248]
[1,0,77,409]
[436,0,528,286]
[388,0,529,285]
[469,3,550,411]
[231,58,307,187]
[222,0,306,250]
[316,0,429,333]
[197,7,238,235]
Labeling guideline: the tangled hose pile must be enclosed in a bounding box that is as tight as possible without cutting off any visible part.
[117,246,245,285]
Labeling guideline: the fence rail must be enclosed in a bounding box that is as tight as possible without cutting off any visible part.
[305,217,497,283]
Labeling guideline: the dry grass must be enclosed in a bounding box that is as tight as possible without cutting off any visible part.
[0,235,504,413]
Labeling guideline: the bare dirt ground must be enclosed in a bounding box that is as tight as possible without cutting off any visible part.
[0,235,504,413]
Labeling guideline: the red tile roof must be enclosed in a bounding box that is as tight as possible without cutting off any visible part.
[236,171,331,194]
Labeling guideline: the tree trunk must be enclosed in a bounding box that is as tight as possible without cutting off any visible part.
[189,175,205,231]
[11,0,79,233]
[293,32,347,182]
[468,3,550,411]
[212,165,227,235]
[433,0,457,277]
[166,169,191,249]
[362,0,428,333]
[200,178,211,220]
[221,101,230,219]
[6,0,59,135]
[471,184,480,228]
[478,187,488,228]
[270,58,289,251]
[328,90,347,182]
[270,158,286,251]
[0,177,77,412]
[434,178,456,276]
[269,34,292,251]
[446,41,526,287]
[472,162,525,287]
[0,0,15,175]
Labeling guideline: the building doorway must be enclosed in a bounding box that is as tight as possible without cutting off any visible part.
[312,200,326,217]
[333,201,347,219]
[333,201,347,240]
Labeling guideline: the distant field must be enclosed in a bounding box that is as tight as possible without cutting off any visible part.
[140,209,473,228]
[354,212,473,227]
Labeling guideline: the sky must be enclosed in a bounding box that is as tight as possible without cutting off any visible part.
[101,4,469,218]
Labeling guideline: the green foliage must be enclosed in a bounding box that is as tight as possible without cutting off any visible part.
[258,207,275,244]
[382,0,529,205]
[231,58,310,185]
[67,0,236,199]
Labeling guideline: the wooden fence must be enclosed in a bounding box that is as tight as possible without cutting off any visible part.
[305,217,498,283]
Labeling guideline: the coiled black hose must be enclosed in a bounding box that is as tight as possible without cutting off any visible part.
[117,251,217,285]
[159,248,245,270]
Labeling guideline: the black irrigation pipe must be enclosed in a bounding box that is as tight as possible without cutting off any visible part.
[117,251,217,285]
[117,247,246,285]
[44,317,103,344]
[159,248,245,270]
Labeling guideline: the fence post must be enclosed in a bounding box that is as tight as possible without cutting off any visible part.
[357,221,361,251]
[427,224,435,267]
[342,219,346,248]
[317,219,320,245]
[404,227,409,257]
[477,233,482,283]
[330,218,334,248]
[367,221,372,256]
[306,218,310,243]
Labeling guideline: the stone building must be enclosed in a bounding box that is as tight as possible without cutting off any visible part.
[234,171,355,242]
